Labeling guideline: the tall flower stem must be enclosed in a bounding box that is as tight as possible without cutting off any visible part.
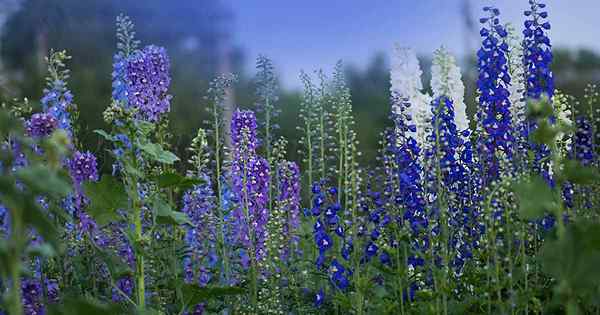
[7,206,24,315]
[212,100,230,284]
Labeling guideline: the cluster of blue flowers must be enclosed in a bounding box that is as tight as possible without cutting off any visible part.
[113,44,172,122]
[230,110,271,267]
[477,7,514,182]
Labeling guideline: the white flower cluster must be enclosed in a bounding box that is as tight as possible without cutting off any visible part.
[506,24,527,132]
[390,45,432,147]
[431,46,469,133]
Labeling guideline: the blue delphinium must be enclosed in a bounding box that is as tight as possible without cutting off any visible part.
[523,1,553,179]
[573,116,595,166]
[111,15,172,123]
[389,94,428,268]
[477,6,514,182]
[41,50,75,137]
[424,96,475,277]
[182,177,218,287]
[523,1,553,100]
[124,45,172,122]
[0,204,8,238]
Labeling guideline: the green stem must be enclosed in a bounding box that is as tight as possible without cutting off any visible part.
[8,207,24,315]
[213,102,231,285]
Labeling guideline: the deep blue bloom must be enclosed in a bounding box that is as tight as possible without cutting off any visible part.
[25,113,58,138]
[476,7,514,182]
[113,45,172,122]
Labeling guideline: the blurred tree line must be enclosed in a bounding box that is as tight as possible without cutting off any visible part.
[1,0,600,172]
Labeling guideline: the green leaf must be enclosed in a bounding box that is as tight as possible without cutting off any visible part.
[22,197,60,249]
[84,176,128,226]
[48,297,126,315]
[93,129,115,141]
[514,175,556,220]
[531,121,558,146]
[15,166,72,197]
[154,172,203,190]
[135,121,155,136]
[26,243,57,258]
[181,284,244,308]
[153,198,193,226]
[137,142,179,164]
[540,222,600,298]
[563,160,600,185]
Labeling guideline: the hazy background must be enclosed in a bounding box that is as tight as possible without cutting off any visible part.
[0,0,598,171]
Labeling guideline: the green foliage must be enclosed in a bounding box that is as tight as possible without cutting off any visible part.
[83,176,128,226]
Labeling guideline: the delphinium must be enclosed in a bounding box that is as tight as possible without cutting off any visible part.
[229,109,270,312]
[204,73,237,287]
[583,84,599,166]
[260,138,301,314]
[476,7,524,312]
[523,0,554,179]
[181,128,218,311]
[477,7,513,183]
[386,46,429,312]
[298,70,332,195]
[0,109,71,315]
[390,46,432,155]
[97,14,181,310]
[506,24,529,171]
[308,181,353,311]
[424,47,476,309]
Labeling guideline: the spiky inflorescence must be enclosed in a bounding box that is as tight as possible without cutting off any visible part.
[574,116,595,166]
[230,110,270,266]
[111,15,172,123]
[182,180,217,287]
[123,45,172,122]
[69,151,99,186]
[25,112,58,138]
[255,55,280,152]
[390,45,432,150]
[275,161,301,262]
[506,24,529,165]
[0,204,8,237]
[388,90,427,293]
[431,47,469,133]
[523,1,553,101]
[42,50,75,137]
[476,7,514,182]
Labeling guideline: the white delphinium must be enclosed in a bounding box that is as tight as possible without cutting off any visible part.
[506,24,527,132]
[553,90,575,156]
[431,46,469,133]
[390,44,432,147]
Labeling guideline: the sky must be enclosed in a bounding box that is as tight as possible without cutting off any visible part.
[227,0,600,89]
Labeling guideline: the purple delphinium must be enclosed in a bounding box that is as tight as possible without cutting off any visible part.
[276,161,301,261]
[69,151,99,185]
[124,45,172,122]
[182,174,218,287]
[230,110,270,265]
[25,113,58,138]
[111,19,172,124]
[476,7,514,182]
[21,278,43,315]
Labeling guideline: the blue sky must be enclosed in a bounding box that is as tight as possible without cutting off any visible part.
[228,0,599,88]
